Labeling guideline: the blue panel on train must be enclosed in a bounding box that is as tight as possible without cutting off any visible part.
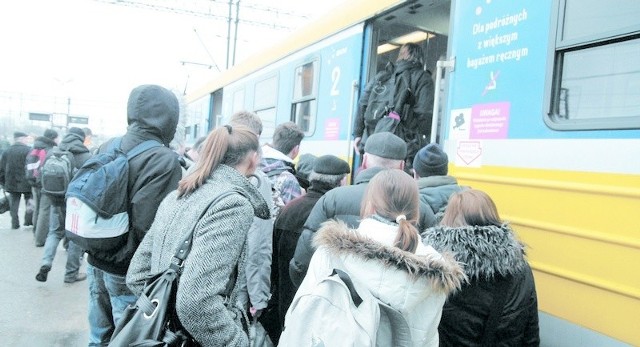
[313,33,364,141]
[447,0,639,140]
[448,0,552,139]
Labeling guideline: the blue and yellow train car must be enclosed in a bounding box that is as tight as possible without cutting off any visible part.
[186,1,640,345]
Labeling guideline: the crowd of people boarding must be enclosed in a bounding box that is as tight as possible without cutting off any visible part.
[0,82,539,346]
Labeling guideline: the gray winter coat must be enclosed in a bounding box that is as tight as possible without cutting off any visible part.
[126,165,270,347]
[237,169,274,311]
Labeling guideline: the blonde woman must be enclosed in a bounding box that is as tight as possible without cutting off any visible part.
[127,125,270,346]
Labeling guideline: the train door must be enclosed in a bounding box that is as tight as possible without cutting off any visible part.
[361,0,451,143]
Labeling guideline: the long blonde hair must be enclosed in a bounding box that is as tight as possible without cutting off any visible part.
[440,189,502,227]
[177,125,258,197]
[360,169,420,253]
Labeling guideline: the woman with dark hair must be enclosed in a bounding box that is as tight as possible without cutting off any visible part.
[126,124,270,346]
[281,169,465,346]
[423,189,540,346]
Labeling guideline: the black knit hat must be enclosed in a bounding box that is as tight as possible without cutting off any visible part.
[364,132,407,160]
[44,129,58,140]
[68,127,86,141]
[13,131,27,139]
[296,153,317,181]
[413,143,448,177]
[313,155,350,175]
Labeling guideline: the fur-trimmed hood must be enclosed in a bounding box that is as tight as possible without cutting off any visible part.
[313,220,465,294]
[422,223,527,281]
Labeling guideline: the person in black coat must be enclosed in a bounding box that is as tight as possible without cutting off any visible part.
[422,189,540,346]
[266,155,349,343]
[353,43,435,170]
[0,131,34,229]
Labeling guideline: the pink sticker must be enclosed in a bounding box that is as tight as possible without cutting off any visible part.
[324,118,340,140]
[470,102,510,139]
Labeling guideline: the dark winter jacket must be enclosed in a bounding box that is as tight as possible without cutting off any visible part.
[272,181,335,331]
[289,167,437,287]
[422,224,540,347]
[0,141,32,193]
[393,60,434,136]
[354,60,434,142]
[416,175,465,214]
[88,85,183,275]
[48,133,92,206]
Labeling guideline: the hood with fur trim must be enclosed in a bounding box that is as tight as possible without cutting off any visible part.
[313,220,466,295]
[422,223,527,281]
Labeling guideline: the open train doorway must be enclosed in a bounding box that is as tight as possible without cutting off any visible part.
[361,0,452,142]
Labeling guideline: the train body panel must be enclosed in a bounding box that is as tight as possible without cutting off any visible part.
[186,0,640,345]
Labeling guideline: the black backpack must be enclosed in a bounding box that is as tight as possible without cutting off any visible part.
[41,147,75,197]
[363,68,396,130]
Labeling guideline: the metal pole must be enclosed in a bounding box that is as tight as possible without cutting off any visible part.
[226,0,233,69]
[232,0,240,66]
[431,58,455,144]
[66,97,71,129]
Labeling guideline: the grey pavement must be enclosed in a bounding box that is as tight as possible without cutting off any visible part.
[0,202,89,347]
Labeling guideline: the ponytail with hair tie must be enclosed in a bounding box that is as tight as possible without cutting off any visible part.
[396,214,407,224]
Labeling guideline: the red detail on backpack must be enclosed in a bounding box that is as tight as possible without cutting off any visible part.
[25,148,48,187]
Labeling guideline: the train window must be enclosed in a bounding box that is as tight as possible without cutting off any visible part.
[232,89,245,114]
[291,60,319,134]
[256,108,277,140]
[254,75,278,110]
[549,0,640,130]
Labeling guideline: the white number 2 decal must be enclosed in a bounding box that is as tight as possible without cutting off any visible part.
[330,66,340,96]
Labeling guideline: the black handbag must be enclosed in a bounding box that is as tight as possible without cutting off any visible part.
[109,191,237,347]
[0,190,9,214]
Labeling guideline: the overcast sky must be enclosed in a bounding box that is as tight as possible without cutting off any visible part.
[0,0,343,137]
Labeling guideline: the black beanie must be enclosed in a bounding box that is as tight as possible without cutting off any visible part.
[413,143,448,177]
[44,129,58,140]
[68,127,86,141]
[313,155,350,175]
[13,131,27,139]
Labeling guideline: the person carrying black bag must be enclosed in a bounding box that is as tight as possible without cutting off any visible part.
[353,43,435,171]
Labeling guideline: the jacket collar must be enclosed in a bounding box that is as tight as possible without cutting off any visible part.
[416,175,458,189]
[354,166,385,185]
[423,224,528,281]
[209,164,271,220]
[314,220,465,294]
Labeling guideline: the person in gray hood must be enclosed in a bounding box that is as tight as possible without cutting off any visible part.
[86,84,183,347]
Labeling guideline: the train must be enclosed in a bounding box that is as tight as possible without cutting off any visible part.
[185,0,640,345]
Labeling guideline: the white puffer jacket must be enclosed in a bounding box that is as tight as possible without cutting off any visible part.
[286,219,465,346]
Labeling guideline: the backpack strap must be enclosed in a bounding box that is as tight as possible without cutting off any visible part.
[332,268,363,307]
[379,302,413,347]
[106,137,162,159]
[125,140,162,159]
